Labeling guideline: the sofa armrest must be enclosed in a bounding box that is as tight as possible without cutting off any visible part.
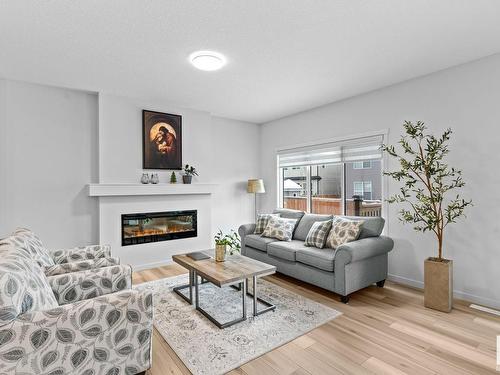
[334,236,394,265]
[44,257,120,276]
[0,289,153,374]
[50,244,112,264]
[238,223,256,238]
[47,264,132,305]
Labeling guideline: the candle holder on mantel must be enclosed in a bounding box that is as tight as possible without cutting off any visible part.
[150,173,159,184]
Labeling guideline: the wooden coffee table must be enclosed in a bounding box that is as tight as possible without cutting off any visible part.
[172,251,277,328]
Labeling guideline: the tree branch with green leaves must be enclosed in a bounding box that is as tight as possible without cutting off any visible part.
[382,121,472,260]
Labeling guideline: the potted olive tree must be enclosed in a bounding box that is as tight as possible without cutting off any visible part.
[382,121,472,312]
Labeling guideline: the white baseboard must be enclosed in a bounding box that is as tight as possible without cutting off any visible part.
[131,258,174,272]
[469,304,500,316]
[387,273,500,310]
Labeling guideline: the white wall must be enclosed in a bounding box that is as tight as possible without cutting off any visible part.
[260,54,500,308]
[98,94,259,267]
[210,116,260,233]
[0,84,259,265]
[0,80,99,248]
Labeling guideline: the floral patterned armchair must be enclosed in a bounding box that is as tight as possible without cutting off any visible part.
[0,236,153,375]
[10,228,120,276]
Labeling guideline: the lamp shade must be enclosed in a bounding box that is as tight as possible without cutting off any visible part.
[247,179,265,194]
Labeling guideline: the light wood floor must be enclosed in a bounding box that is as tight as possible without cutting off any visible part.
[134,265,500,375]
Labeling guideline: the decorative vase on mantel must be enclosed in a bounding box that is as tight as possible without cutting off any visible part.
[150,173,159,184]
[182,175,192,184]
[140,173,149,184]
[215,244,226,262]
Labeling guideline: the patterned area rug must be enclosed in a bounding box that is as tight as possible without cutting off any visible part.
[134,274,341,375]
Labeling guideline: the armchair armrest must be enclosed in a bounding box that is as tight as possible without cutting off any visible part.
[44,257,120,276]
[0,289,153,375]
[238,223,256,238]
[47,264,132,305]
[334,236,394,265]
[50,244,111,264]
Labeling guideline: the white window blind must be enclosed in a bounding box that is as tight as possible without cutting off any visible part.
[277,135,384,168]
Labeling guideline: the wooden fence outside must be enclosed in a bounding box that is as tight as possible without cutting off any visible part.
[283,196,382,217]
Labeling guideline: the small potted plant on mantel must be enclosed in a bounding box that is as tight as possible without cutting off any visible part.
[182,164,198,184]
[214,230,241,262]
[382,121,472,312]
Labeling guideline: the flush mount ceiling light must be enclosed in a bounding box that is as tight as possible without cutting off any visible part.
[189,50,227,71]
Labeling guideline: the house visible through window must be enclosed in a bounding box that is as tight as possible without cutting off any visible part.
[353,181,373,200]
[278,134,384,217]
[353,161,372,169]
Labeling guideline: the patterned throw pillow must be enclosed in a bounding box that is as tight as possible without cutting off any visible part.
[0,241,58,324]
[11,228,55,267]
[261,217,297,241]
[254,213,280,234]
[326,217,364,249]
[304,220,333,248]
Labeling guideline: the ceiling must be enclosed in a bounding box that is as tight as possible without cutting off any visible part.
[1,1,500,123]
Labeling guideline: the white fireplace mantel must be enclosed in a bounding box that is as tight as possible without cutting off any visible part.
[87,183,218,197]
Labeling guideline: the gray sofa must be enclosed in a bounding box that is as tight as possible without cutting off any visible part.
[239,208,394,303]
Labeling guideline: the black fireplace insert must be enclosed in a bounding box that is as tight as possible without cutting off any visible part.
[121,210,197,246]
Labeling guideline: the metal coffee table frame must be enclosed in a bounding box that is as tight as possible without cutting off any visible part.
[173,269,276,328]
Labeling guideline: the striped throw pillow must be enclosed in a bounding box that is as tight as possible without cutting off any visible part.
[254,213,280,234]
[304,220,333,248]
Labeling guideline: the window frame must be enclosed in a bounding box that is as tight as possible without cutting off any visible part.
[275,130,389,230]
[280,161,379,216]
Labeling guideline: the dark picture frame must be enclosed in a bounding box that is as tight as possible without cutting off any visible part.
[142,110,182,170]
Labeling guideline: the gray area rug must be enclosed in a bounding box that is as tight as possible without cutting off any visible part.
[135,274,341,375]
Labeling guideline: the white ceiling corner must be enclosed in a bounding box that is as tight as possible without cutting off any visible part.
[1,0,500,123]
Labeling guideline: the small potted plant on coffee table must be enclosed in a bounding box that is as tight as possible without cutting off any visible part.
[182,164,198,184]
[214,230,241,262]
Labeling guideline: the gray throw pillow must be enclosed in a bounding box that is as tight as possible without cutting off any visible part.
[304,220,333,249]
[261,217,297,241]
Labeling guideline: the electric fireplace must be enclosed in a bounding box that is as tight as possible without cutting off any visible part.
[121,210,197,246]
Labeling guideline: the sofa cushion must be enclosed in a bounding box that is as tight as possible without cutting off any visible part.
[273,208,306,221]
[268,240,308,262]
[261,217,297,241]
[254,213,280,234]
[296,247,336,272]
[294,214,333,241]
[0,240,58,324]
[344,216,385,238]
[304,220,333,248]
[326,217,364,249]
[244,234,278,252]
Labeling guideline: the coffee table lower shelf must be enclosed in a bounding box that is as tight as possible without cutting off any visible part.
[173,269,276,329]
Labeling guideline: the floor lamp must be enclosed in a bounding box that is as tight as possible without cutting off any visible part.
[247,179,265,221]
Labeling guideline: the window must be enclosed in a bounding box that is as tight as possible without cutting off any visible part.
[278,135,383,217]
[353,181,372,200]
[282,166,308,211]
[353,161,372,169]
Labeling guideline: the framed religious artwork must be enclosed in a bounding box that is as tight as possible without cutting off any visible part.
[142,110,182,169]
